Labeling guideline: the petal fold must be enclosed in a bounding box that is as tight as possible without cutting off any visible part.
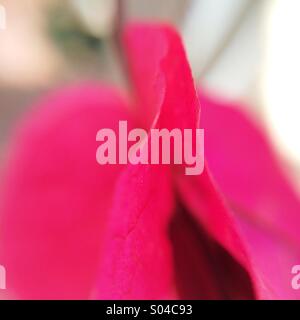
[124,23,200,131]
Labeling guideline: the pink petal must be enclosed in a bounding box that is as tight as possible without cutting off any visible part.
[179,90,300,299]
[96,23,255,299]
[169,198,255,299]
[124,23,200,132]
[176,168,256,299]
[96,22,202,299]
[96,163,175,299]
[0,83,134,299]
[200,91,300,246]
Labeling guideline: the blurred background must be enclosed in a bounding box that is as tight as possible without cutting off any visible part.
[0,0,299,192]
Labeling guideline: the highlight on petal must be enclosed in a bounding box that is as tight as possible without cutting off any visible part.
[0,83,134,299]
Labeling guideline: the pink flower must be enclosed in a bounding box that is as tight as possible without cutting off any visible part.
[1,22,300,300]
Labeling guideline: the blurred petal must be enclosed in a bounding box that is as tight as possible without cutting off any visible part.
[199,91,300,299]
[0,83,134,299]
